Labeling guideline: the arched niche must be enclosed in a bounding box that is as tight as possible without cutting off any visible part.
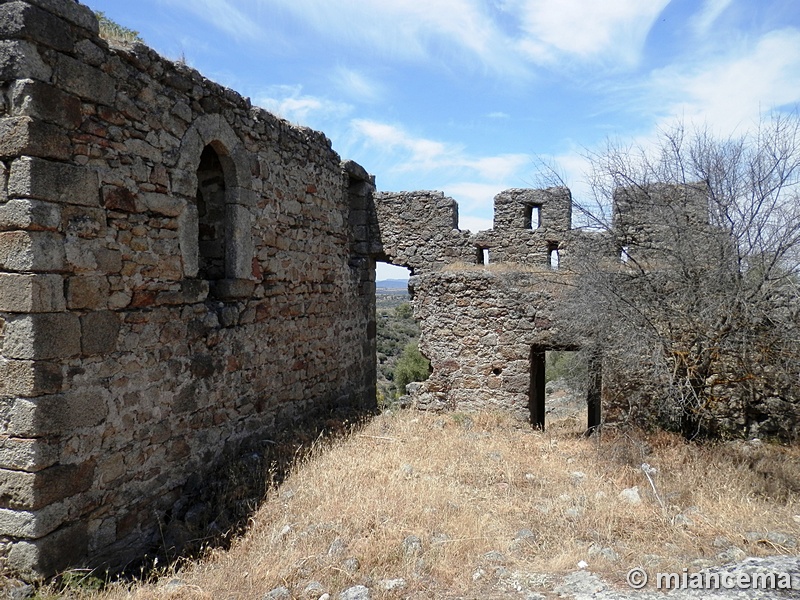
[175,115,256,300]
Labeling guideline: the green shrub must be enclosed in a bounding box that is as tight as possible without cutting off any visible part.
[394,342,430,396]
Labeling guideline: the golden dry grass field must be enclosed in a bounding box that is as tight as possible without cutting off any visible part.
[40,410,800,599]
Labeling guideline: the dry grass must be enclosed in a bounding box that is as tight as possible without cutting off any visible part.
[63,411,800,598]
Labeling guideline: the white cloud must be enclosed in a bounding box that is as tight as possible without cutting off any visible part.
[511,0,670,67]
[649,28,800,133]
[351,119,531,181]
[252,0,670,77]
[488,112,510,119]
[458,214,494,233]
[331,67,385,103]
[166,0,263,41]
[691,0,735,36]
[446,182,508,211]
[465,155,530,180]
[259,0,527,76]
[352,119,452,165]
[254,85,352,126]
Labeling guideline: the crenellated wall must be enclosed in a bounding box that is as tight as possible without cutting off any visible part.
[372,188,597,421]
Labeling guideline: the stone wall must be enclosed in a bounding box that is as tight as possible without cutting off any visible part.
[0,0,375,577]
[1,0,795,582]
[372,188,597,423]
[373,181,797,442]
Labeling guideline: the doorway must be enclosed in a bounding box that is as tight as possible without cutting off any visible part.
[529,346,601,433]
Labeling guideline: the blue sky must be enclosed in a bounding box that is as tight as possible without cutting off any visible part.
[84,0,800,279]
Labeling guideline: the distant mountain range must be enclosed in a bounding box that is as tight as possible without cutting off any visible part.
[376,279,409,290]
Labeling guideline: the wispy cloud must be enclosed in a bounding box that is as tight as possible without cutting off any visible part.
[649,28,800,133]
[352,120,452,166]
[254,85,352,126]
[446,182,511,212]
[252,0,669,77]
[691,0,735,36]
[512,0,670,68]
[165,0,263,41]
[259,0,527,76]
[330,67,385,104]
[351,119,530,181]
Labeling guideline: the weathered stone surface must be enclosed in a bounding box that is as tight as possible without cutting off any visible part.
[11,79,82,129]
[0,231,65,272]
[141,192,183,217]
[80,311,120,355]
[1,313,81,360]
[101,186,137,212]
[6,522,89,579]
[0,503,68,539]
[0,435,61,472]
[2,461,92,510]
[178,204,199,277]
[16,0,98,33]
[0,2,74,52]
[0,39,51,81]
[53,52,116,105]
[66,275,109,310]
[9,157,99,207]
[0,273,64,312]
[211,278,255,301]
[227,204,254,278]
[0,359,62,398]
[0,199,61,232]
[0,117,71,161]
[7,391,108,437]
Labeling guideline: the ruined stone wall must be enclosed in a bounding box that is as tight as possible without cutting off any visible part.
[374,181,797,441]
[372,188,593,421]
[0,0,375,577]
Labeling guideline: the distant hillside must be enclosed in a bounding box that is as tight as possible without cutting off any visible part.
[377,279,409,290]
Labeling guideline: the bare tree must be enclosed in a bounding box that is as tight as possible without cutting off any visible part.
[560,115,800,440]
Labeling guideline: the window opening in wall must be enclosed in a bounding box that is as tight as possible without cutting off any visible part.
[196,145,227,281]
[523,204,541,229]
[529,348,595,432]
[476,247,490,265]
[620,245,630,263]
[375,262,430,408]
[548,242,560,270]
